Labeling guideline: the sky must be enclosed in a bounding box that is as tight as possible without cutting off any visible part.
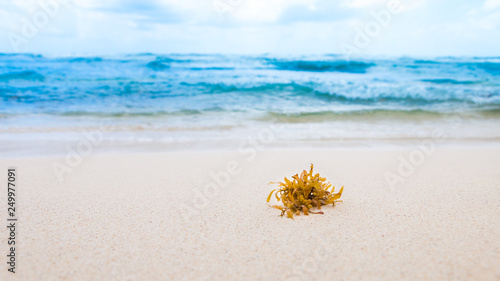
[0,0,499,57]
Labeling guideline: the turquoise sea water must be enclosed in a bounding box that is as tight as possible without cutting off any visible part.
[0,53,499,153]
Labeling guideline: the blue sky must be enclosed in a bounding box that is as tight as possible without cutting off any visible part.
[0,0,499,57]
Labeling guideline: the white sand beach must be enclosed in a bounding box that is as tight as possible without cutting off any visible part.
[1,146,499,280]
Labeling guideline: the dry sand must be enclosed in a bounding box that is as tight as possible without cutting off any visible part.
[1,146,499,280]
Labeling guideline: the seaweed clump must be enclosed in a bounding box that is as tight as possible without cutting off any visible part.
[267,164,343,219]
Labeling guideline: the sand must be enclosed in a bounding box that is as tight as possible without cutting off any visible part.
[1,146,499,281]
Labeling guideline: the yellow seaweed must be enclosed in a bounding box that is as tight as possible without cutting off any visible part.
[267,164,343,219]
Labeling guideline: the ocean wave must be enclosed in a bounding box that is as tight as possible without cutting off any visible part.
[180,82,316,94]
[189,67,234,71]
[265,59,374,73]
[155,56,195,63]
[1,54,499,121]
[0,53,43,58]
[68,57,104,63]
[420,79,478,85]
[146,60,170,71]
[414,59,440,64]
[0,70,45,81]
[180,81,499,106]
[476,62,500,74]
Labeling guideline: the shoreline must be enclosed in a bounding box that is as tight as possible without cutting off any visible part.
[2,137,500,158]
[3,108,500,158]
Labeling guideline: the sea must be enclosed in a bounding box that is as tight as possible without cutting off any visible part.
[1,53,499,155]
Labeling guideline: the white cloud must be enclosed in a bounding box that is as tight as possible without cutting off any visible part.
[341,0,388,9]
[0,0,498,56]
[482,0,500,11]
[226,0,316,23]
